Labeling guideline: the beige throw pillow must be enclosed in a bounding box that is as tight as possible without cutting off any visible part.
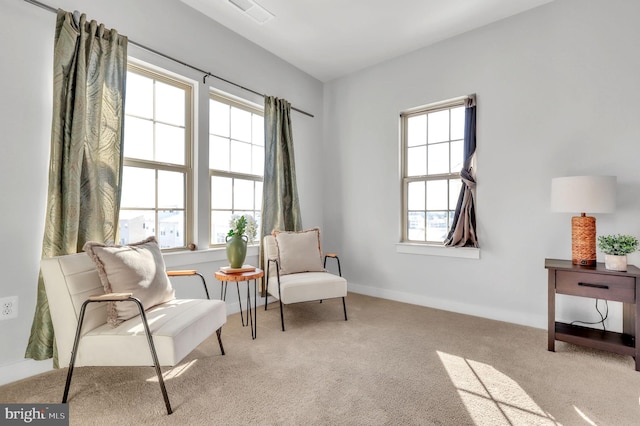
[273,228,325,275]
[83,236,175,326]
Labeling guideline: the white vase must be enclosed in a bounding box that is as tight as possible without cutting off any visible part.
[604,254,627,271]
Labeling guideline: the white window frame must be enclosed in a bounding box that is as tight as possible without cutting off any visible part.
[120,63,194,251]
[209,91,264,247]
[400,96,471,248]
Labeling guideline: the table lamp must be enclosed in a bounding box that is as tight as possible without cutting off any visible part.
[551,176,616,266]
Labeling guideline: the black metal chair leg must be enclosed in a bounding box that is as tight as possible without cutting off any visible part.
[62,300,90,404]
[133,298,173,415]
[278,298,285,332]
[342,297,348,321]
[63,297,173,415]
[216,328,225,355]
[264,263,271,311]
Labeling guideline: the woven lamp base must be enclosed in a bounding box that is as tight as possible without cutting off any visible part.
[571,214,596,266]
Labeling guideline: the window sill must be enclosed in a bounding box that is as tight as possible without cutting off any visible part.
[163,244,260,267]
[396,243,480,259]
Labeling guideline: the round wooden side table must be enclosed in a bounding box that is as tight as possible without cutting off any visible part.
[214,268,264,339]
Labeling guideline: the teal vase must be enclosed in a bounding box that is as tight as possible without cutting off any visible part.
[226,235,248,268]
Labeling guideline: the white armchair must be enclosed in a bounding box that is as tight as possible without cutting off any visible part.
[263,228,347,331]
[40,239,227,415]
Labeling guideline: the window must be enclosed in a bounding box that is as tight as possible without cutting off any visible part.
[401,98,466,244]
[119,64,193,249]
[209,93,264,246]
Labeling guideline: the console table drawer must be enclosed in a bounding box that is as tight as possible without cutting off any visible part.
[556,271,635,303]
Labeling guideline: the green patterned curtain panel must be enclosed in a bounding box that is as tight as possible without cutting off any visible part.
[260,97,302,268]
[25,9,128,365]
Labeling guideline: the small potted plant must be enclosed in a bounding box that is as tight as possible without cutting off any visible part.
[597,234,639,271]
[226,215,249,268]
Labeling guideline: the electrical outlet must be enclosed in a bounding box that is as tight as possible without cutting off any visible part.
[0,296,18,320]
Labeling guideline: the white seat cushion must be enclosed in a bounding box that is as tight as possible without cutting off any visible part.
[74,298,226,367]
[266,272,347,305]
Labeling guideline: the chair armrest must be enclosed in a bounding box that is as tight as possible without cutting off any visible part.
[166,270,210,300]
[166,270,198,277]
[323,254,342,277]
[267,258,280,274]
[87,293,134,302]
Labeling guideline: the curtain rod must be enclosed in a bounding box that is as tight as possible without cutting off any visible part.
[23,0,314,118]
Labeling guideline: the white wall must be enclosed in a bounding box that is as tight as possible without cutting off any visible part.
[323,0,640,329]
[0,0,324,384]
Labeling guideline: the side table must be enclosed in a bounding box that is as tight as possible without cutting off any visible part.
[215,268,264,339]
[545,258,640,371]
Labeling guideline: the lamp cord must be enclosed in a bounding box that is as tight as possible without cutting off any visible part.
[570,299,608,331]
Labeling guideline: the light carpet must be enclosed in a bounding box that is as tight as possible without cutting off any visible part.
[2,293,640,425]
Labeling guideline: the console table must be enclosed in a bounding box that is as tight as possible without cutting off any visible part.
[545,258,640,371]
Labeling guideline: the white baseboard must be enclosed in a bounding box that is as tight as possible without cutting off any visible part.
[347,282,546,330]
[0,358,53,386]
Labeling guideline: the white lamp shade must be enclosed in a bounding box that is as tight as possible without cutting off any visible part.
[550,176,616,213]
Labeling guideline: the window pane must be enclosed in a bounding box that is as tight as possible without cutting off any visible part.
[426,211,447,242]
[255,182,263,212]
[253,114,264,146]
[125,73,153,119]
[407,115,426,147]
[155,123,185,165]
[252,145,264,176]
[210,135,230,171]
[158,210,184,248]
[230,107,252,142]
[210,99,230,137]
[230,140,252,174]
[407,181,425,211]
[118,210,155,245]
[428,143,449,175]
[450,140,463,173]
[428,110,449,144]
[407,146,426,176]
[211,210,232,245]
[121,167,155,208]
[158,170,184,208]
[449,179,462,210]
[450,106,465,141]
[234,179,254,210]
[211,176,232,209]
[123,117,153,161]
[426,180,447,210]
[155,81,185,126]
[408,211,425,241]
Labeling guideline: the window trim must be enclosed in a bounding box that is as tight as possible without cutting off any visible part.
[400,96,470,245]
[121,63,194,251]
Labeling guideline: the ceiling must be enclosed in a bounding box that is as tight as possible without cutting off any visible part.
[180,0,554,82]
